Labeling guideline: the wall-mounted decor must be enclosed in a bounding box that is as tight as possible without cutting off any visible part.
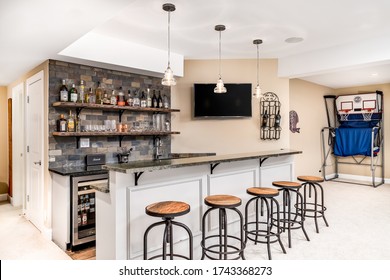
[289,110,300,133]
[260,92,281,140]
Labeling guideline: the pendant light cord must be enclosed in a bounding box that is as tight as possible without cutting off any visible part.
[256,43,259,85]
[218,30,222,79]
[167,11,171,67]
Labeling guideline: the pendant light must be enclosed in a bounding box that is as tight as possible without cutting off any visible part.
[214,25,227,93]
[162,3,176,86]
[253,39,263,99]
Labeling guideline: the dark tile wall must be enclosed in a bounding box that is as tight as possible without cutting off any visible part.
[48,60,172,168]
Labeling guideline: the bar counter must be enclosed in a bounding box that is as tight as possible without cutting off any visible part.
[103,149,301,174]
[96,149,302,260]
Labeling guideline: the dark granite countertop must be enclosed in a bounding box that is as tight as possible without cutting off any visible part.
[103,149,302,174]
[49,166,109,176]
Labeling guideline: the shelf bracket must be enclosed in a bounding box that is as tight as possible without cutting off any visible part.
[76,136,80,149]
[119,109,126,122]
[119,135,125,147]
[134,172,144,186]
[259,157,269,167]
[210,163,220,174]
[76,107,84,118]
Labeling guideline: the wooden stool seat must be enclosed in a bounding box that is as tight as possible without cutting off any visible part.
[272,181,301,188]
[247,187,279,197]
[146,201,190,218]
[204,194,241,208]
[297,176,324,183]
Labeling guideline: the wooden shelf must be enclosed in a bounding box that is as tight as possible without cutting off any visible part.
[53,131,180,137]
[52,102,180,113]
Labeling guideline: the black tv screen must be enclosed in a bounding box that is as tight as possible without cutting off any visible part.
[193,83,252,118]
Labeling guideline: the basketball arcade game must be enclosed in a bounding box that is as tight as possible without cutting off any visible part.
[321,91,384,187]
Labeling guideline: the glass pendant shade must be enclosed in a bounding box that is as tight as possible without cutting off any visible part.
[162,3,176,86]
[214,77,227,93]
[162,66,176,86]
[254,84,261,99]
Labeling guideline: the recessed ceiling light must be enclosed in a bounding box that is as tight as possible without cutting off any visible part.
[371,73,378,77]
[285,37,304,43]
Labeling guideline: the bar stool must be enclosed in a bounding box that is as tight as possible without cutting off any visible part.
[297,176,329,233]
[143,201,193,260]
[272,181,310,248]
[201,194,245,260]
[244,187,286,260]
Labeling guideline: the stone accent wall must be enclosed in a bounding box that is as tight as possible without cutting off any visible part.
[48,60,172,168]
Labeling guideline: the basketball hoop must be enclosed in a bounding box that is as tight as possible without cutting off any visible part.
[339,110,350,121]
[362,109,373,121]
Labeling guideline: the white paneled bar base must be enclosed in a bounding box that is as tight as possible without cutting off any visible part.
[97,149,301,260]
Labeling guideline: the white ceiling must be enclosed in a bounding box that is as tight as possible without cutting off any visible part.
[2,0,390,88]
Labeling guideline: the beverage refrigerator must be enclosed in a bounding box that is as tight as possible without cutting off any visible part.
[70,173,108,250]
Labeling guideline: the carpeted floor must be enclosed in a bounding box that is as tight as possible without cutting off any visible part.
[1,180,390,260]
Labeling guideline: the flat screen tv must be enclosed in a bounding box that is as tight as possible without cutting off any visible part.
[193,83,252,118]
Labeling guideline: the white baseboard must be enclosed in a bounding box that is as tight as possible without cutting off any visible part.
[325,173,390,184]
[0,194,8,201]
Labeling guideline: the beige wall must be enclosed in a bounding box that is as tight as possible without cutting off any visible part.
[335,84,390,179]
[289,79,334,176]
[171,59,290,154]
[0,86,7,184]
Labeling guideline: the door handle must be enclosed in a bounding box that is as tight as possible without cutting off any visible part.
[33,160,42,166]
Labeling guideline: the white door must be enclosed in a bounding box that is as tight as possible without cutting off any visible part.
[12,83,25,208]
[25,71,44,231]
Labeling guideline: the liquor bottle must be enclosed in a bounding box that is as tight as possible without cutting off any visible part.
[158,91,163,108]
[110,90,117,105]
[75,114,81,132]
[140,91,147,108]
[67,110,75,132]
[146,88,152,108]
[88,87,95,104]
[59,79,68,102]
[102,90,110,105]
[163,94,169,109]
[127,89,133,106]
[274,109,281,128]
[84,87,90,103]
[69,84,78,103]
[117,87,125,106]
[56,114,67,132]
[133,90,140,107]
[152,90,158,108]
[262,109,269,128]
[78,80,85,103]
[95,82,103,104]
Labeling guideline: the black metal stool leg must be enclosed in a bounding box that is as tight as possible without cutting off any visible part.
[144,220,166,260]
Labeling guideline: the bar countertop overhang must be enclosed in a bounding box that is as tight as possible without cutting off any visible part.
[102,149,302,174]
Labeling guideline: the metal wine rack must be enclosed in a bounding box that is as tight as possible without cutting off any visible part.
[260,92,281,140]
